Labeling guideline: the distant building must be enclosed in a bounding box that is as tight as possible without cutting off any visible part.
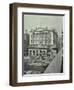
[28,27,58,56]
[24,33,29,56]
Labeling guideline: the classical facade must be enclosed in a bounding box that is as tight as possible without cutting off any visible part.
[28,27,58,56]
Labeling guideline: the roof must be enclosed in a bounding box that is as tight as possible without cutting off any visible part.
[30,27,55,33]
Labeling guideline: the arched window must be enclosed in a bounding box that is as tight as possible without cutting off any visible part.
[33,50,35,55]
[36,50,38,56]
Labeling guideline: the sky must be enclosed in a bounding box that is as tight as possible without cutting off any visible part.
[24,14,63,36]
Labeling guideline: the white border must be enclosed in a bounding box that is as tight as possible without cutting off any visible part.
[17,7,70,82]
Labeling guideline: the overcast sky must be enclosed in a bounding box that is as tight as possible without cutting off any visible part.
[24,14,63,36]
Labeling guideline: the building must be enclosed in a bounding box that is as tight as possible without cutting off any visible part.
[24,33,29,56]
[28,27,58,57]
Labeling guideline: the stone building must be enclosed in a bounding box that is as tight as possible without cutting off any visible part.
[24,33,29,56]
[28,27,58,57]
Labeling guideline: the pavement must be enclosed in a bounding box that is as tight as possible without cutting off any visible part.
[44,48,63,73]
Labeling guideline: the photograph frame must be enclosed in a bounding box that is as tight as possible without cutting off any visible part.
[9,3,72,86]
